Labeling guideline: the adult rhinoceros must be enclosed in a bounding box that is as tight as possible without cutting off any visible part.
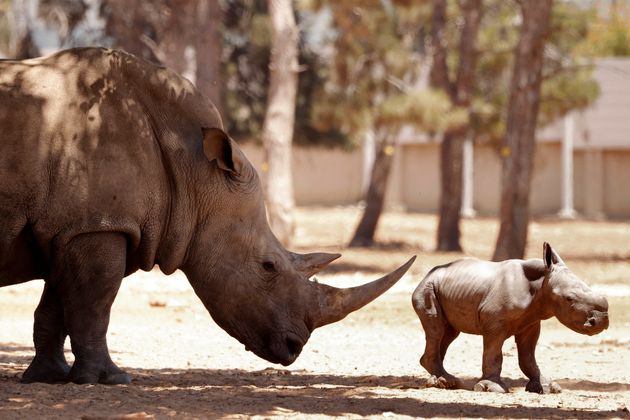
[0,47,415,385]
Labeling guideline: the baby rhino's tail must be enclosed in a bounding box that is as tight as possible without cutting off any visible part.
[411,262,453,317]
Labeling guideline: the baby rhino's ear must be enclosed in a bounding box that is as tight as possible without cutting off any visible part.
[202,127,246,176]
[543,242,565,270]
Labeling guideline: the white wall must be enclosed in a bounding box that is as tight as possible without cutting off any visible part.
[237,142,630,218]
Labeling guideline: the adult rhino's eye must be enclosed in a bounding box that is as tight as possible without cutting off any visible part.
[566,296,574,303]
[262,261,277,273]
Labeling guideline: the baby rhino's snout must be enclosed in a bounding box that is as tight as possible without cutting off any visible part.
[584,309,609,334]
[584,295,609,334]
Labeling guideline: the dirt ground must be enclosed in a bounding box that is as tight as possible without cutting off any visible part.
[1,207,629,419]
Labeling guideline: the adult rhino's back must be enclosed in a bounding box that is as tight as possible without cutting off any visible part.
[0,48,221,287]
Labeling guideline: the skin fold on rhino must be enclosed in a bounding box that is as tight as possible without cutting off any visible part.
[0,47,416,385]
[412,242,608,394]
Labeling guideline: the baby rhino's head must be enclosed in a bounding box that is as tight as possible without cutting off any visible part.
[542,242,609,336]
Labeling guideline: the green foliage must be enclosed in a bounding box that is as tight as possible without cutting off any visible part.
[308,0,601,148]
[465,1,517,143]
[3,0,605,149]
[223,0,345,147]
[469,0,600,145]
[539,68,600,125]
[308,1,450,147]
[539,2,600,127]
[575,3,630,57]
[375,89,467,133]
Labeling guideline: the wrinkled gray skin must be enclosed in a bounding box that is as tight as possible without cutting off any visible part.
[412,243,609,394]
[0,47,415,385]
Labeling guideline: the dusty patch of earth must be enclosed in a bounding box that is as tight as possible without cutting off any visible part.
[1,207,629,419]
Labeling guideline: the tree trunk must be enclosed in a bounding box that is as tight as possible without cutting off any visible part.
[432,0,483,252]
[428,0,451,96]
[436,129,465,251]
[493,0,553,261]
[195,0,224,116]
[262,0,299,247]
[160,0,197,79]
[349,132,394,248]
[10,0,41,59]
[102,0,222,109]
[100,0,162,64]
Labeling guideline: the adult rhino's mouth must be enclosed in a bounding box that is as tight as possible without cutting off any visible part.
[274,332,306,366]
[246,332,307,366]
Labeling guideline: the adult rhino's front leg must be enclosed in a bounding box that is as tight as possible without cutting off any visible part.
[22,284,70,383]
[516,323,561,394]
[51,232,130,385]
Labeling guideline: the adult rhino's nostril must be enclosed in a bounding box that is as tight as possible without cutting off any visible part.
[286,335,304,358]
[584,317,596,327]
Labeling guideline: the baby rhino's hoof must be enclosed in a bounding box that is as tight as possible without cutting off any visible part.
[474,379,508,393]
[425,374,462,389]
[526,380,562,394]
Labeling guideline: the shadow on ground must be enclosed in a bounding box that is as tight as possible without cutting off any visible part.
[0,347,627,419]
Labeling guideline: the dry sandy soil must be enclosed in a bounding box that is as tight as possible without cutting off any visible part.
[1,207,629,419]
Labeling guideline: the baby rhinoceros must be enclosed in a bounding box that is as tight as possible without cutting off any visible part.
[412,243,609,394]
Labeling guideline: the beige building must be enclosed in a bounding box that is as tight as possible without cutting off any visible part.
[243,58,630,219]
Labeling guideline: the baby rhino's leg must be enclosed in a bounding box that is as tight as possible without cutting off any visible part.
[474,335,509,393]
[516,323,561,394]
[412,279,462,389]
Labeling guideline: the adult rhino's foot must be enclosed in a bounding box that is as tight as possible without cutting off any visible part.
[67,360,131,385]
[21,355,70,383]
[526,379,562,394]
[425,373,463,389]
[474,379,509,393]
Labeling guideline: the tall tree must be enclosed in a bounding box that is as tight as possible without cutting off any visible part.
[343,3,424,248]
[195,0,224,115]
[100,0,224,111]
[493,0,554,261]
[349,129,396,248]
[8,0,41,58]
[221,1,344,146]
[576,0,630,57]
[349,90,466,247]
[99,1,162,63]
[430,0,483,252]
[261,0,299,246]
[306,2,464,247]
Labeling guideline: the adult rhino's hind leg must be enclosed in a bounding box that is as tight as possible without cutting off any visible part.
[52,232,130,385]
[516,323,561,394]
[412,279,462,389]
[22,284,70,383]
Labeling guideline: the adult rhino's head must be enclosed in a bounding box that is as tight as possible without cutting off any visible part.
[181,127,415,365]
[542,242,609,336]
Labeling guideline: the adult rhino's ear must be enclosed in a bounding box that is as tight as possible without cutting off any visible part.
[543,242,565,270]
[202,127,244,175]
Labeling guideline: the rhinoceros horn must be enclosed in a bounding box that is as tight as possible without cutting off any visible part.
[309,256,416,329]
